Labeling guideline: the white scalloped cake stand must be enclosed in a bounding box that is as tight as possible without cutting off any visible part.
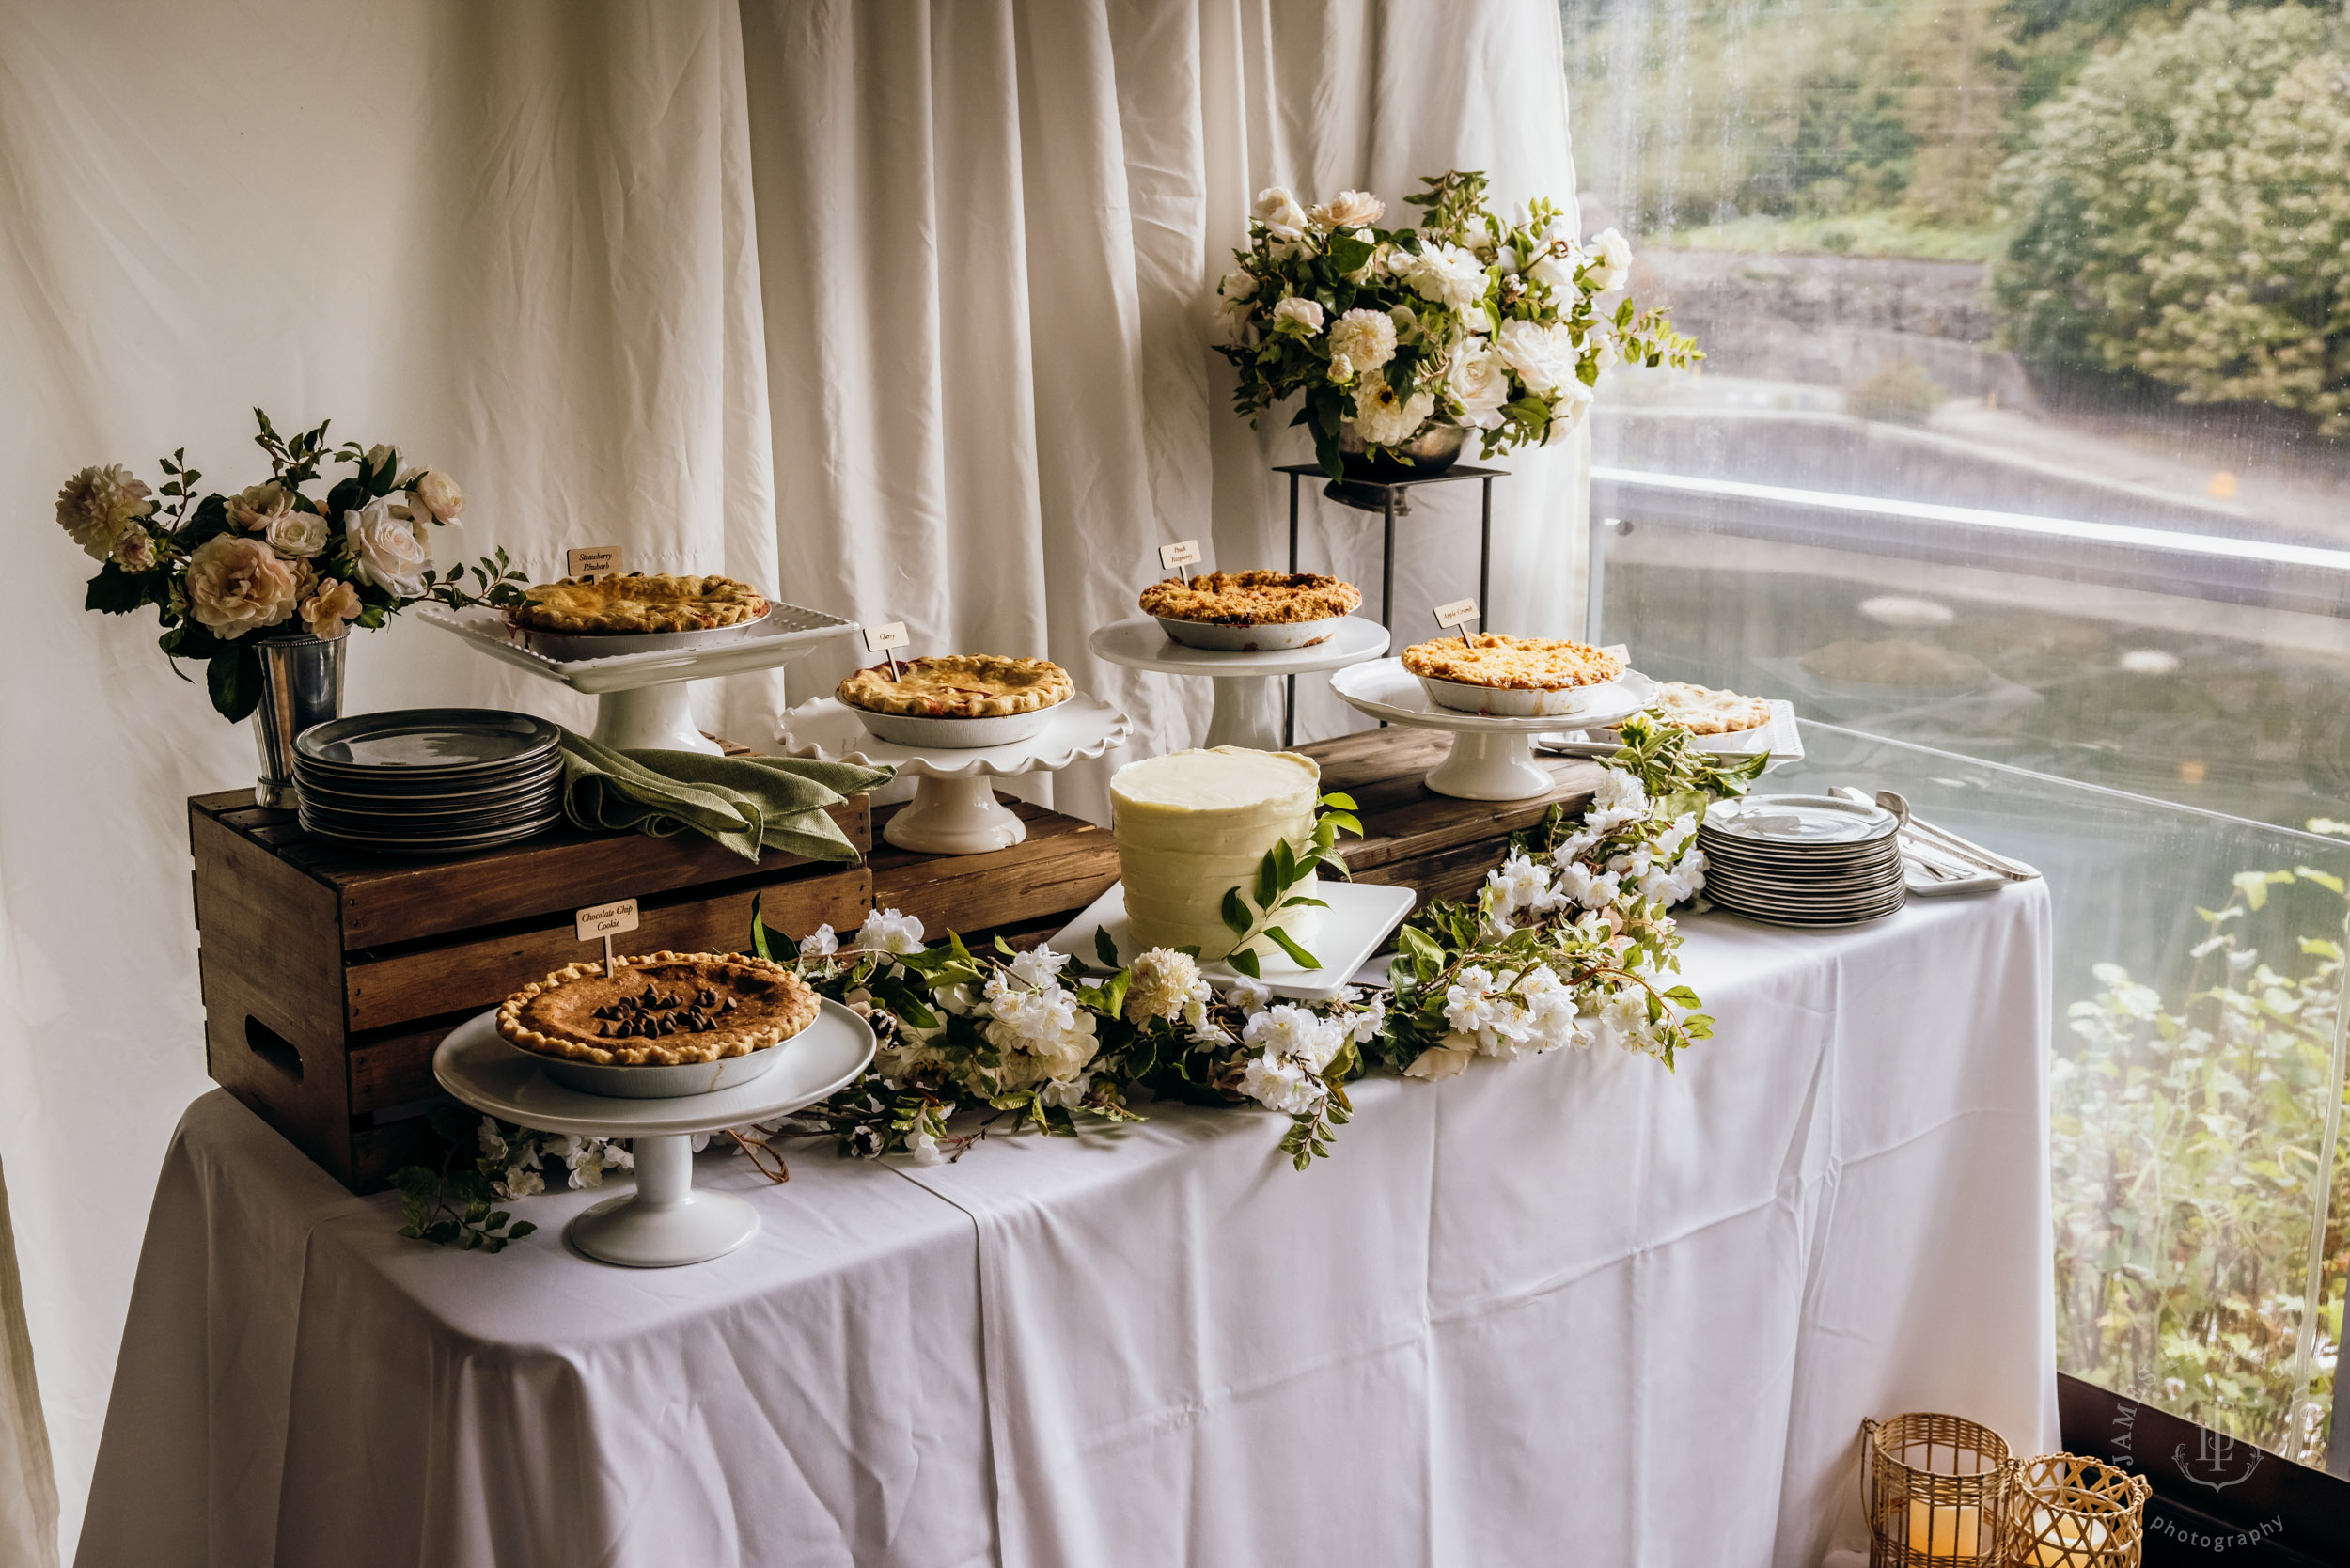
[420,603,859,756]
[1088,617,1390,752]
[432,1000,875,1267]
[1331,658,1659,801]
[778,694,1131,855]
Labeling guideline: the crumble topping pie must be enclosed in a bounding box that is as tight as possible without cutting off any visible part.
[496,950,819,1066]
[508,572,769,635]
[1138,571,1362,627]
[1400,634,1625,691]
[1653,682,1774,735]
[837,654,1073,718]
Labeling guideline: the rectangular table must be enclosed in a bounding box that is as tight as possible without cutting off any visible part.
[78,886,2056,1568]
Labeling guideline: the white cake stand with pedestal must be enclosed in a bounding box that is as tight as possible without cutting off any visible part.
[432,1000,875,1267]
[420,604,860,756]
[1331,657,1660,801]
[1089,616,1390,752]
[777,694,1131,855]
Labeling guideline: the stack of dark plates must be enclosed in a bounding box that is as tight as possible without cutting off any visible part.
[294,709,566,856]
[1699,793,1906,927]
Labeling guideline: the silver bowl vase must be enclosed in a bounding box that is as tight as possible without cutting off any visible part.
[1324,419,1469,512]
[252,634,348,807]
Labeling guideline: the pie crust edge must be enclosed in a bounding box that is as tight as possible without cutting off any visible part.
[495,949,819,1066]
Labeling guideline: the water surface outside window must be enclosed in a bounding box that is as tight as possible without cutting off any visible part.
[1561,0,2350,1471]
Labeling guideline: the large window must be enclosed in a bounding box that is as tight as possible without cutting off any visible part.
[1562,0,2350,1482]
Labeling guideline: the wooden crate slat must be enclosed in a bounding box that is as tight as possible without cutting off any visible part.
[342,870,869,1032]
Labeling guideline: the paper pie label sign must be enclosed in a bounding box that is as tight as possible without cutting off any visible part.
[565,546,625,581]
[1157,539,1202,572]
[1601,642,1629,662]
[575,898,640,942]
[1434,598,1481,630]
[862,621,910,654]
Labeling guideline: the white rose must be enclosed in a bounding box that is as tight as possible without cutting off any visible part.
[342,496,431,599]
[1252,185,1308,240]
[1447,337,1512,429]
[362,443,401,483]
[264,509,330,557]
[1350,368,1435,447]
[1270,295,1325,335]
[1587,227,1633,292]
[408,469,464,523]
[1496,317,1580,396]
[55,464,153,559]
[1217,270,1257,304]
[1326,307,1397,373]
[1308,189,1385,228]
[185,533,300,638]
[1546,378,1596,443]
[1399,243,1489,309]
[225,481,293,533]
[109,527,159,572]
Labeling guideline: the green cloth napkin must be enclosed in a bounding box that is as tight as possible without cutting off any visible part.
[557,729,893,864]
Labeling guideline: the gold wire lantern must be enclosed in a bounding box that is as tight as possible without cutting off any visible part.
[2005,1453,2151,1567]
[1861,1413,2018,1567]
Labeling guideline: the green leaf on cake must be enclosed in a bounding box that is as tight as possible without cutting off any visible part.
[1226,945,1261,978]
[1263,926,1320,970]
[1221,886,1251,937]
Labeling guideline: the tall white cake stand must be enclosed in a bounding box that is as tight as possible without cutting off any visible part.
[1089,616,1390,751]
[420,603,859,756]
[432,1001,875,1267]
[777,694,1131,855]
[1331,657,1659,801]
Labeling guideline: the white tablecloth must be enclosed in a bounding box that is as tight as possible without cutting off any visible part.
[77,886,2056,1568]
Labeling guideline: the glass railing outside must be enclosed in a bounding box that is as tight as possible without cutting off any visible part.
[1593,509,2350,1472]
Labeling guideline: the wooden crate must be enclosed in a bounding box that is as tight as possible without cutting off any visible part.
[191,790,871,1189]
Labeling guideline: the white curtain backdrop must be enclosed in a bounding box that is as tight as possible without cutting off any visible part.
[0,1,1582,1557]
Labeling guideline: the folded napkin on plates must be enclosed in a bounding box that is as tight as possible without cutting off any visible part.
[558,729,892,864]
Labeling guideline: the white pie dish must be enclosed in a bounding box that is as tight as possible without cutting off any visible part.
[1417,671,1627,717]
[1154,615,1343,652]
[849,697,1067,749]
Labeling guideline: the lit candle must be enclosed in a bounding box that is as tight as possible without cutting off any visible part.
[2028,1507,2109,1565]
[1905,1498,1982,1557]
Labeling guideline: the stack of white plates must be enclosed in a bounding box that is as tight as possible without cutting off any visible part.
[294,709,566,856]
[1698,792,1906,928]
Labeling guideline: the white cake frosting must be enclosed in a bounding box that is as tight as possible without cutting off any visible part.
[1111,746,1321,961]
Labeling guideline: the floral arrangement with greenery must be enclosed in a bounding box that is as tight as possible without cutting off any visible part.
[55,407,526,720]
[1214,169,1701,477]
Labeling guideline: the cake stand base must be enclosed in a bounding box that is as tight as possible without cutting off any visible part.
[591,682,724,757]
[1204,676,1283,751]
[1424,732,1557,801]
[882,774,1028,855]
[565,1134,757,1267]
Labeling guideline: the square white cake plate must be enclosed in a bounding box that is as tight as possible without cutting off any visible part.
[1051,878,1417,1001]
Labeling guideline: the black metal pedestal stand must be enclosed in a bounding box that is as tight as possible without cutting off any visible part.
[1274,462,1505,745]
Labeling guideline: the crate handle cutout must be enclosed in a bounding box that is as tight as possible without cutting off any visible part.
[244,1016,305,1083]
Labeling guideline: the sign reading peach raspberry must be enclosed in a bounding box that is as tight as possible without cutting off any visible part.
[1158,539,1201,573]
[565,546,624,580]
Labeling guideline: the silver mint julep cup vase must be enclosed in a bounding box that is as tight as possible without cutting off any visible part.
[252,633,347,808]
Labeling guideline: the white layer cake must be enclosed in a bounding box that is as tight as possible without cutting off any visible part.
[1111,746,1321,961]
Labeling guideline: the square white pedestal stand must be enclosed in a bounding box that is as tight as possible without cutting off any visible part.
[420,603,860,756]
[431,1001,875,1267]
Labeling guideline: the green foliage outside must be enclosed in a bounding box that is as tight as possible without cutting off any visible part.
[1994,4,2350,431]
[2056,847,2350,1466]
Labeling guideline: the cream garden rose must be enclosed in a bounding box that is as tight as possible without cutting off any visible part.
[185,534,299,637]
[1270,295,1325,336]
[227,482,294,533]
[263,509,330,558]
[1495,317,1579,396]
[1308,189,1385,228]
[1447,337,1512,429]
[408,469,463,523]
[343,496,431,598]
[299,577,364,639]
[1327,307,1398,374]
[55,464,152,560]
[1251,185,1308,241]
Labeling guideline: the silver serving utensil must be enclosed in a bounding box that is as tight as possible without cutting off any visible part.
[1832,785,2035,881]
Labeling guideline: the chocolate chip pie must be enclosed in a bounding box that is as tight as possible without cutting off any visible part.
[508,572,769,635]
[496,950,818,1066]
[837,654,1073,718]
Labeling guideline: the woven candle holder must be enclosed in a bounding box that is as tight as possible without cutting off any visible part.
[1861,1413,2019,1567]
[2004,1453,2151,1567]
